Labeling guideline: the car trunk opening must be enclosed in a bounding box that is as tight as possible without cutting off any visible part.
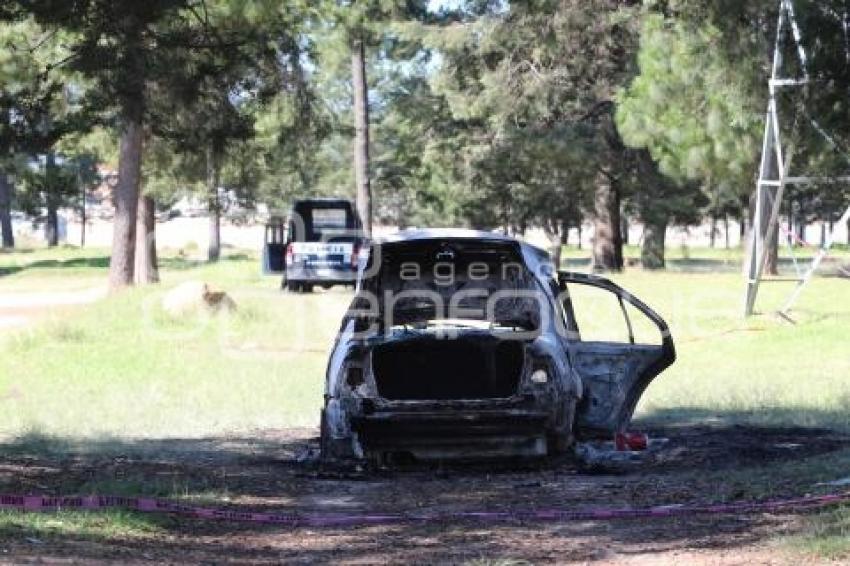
[371,335,524,401]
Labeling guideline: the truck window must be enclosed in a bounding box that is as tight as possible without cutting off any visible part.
[312,208,348,230]
[292,201,358,242]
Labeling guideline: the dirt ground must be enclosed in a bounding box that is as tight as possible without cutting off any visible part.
[0,425,847,564]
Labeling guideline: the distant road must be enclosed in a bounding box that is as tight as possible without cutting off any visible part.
[0,286,107,332]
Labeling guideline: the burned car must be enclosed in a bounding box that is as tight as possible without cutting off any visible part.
[321,229,675,463]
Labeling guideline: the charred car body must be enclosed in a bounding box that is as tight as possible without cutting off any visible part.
[321,229,675,463]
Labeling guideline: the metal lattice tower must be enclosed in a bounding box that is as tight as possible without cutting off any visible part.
[744,0,850,317]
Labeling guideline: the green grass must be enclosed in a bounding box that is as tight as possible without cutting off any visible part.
[1,249,348,438]
[1,244,848,436]
[0,246,110,291]
[1,244,849,556]
[787,505,850,559]
[618,271,850,430]
[0,510,167,540]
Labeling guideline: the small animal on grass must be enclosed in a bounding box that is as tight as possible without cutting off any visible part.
[162,281,236,317]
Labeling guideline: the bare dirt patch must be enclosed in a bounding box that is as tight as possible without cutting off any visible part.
[0,425,847,564]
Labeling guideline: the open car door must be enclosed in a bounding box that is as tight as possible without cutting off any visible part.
[557,272,675,437]
[262,219,287,275]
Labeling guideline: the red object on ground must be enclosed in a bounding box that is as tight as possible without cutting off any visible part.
[615,432,648,451]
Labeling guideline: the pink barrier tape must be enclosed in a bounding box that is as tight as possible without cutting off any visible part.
[1,492,849,528]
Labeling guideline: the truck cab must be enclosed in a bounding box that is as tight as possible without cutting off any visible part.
[281,198,365,293]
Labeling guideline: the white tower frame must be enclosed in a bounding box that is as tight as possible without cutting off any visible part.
[744,0,850,317]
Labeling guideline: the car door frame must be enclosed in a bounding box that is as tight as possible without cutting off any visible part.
[557,271,676,436]
[263,220,288,275]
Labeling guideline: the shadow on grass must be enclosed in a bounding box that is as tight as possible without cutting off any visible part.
[0,253,255,277]
[0,510,785,563]
[0,256,110,277]
[638,405,850,433]
[157,253,255,272]
[0,419,848,561]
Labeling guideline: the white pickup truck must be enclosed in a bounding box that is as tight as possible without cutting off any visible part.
[281,199,365,293]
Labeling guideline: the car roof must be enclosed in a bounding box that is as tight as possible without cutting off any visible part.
[376,228,549,257]
[293,198,352,206]
[377,228,515,244]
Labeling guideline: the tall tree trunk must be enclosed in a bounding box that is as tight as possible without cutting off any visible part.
[351,38,372,237]
[0,173,13,249]
[108,115,144,290]
[501,192,510,235]
[641,217,667,270]
[134,194,159,284]
[80,171,86,247]
[621,214,629,246]
[207,145,221,262]
[545,219,564,270]
[709,214,717,248]
[549,237,563,271]
[560,219,569,251]
[46,203,58,246]
[724,214,730,249]
[45,152,59,247]
[591,170,623,272]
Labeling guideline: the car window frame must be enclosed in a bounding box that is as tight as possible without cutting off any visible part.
[557,271,673,349]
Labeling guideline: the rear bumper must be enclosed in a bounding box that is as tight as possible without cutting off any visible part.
[351,408,549,460]
[285,266,357,284]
